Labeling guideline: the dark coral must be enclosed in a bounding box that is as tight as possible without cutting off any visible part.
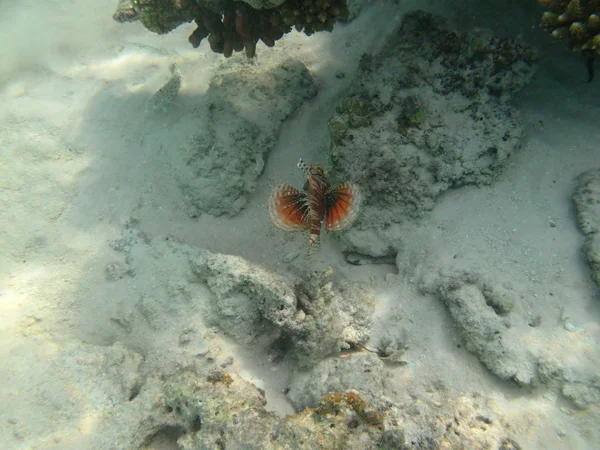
[188,3,286,58]
[189,0,349,58]
[116,0,349,58]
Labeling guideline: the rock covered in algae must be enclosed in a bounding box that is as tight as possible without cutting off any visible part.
[151,367,523,450]
[572,168,600,286]
[538,0,600,55]
[180,57,317,218]
[190,250,376,368]
[327,11,537,237]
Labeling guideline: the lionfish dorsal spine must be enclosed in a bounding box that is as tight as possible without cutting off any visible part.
[297,158,310,176]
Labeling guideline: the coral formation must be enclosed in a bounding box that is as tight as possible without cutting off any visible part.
[538,0,600,65]
[113,0,349,58]
[327,11,537,248]
[572,168,600,286]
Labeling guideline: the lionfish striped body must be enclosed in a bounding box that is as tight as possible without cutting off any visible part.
[268,159,361,251]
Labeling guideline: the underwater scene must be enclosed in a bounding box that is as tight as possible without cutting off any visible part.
[1,0,600,448]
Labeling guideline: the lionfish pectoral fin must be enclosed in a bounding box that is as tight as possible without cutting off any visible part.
[325,182,362,232]
[268,184,310,231]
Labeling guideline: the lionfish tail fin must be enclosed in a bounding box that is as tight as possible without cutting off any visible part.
[268,184,310,231]
[325,182,362,231]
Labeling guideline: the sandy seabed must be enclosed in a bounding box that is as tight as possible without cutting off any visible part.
[1,0,599,449]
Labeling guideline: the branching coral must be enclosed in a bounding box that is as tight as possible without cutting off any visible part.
[113,0,349,58]
[188,3,286,58]
[538,0,600,79]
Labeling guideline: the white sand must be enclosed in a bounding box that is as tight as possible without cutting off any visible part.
[1,0,599,448]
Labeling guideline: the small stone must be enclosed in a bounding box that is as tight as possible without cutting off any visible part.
[528,315,542,327]
[105,261,131,280]
[283,250,300,263]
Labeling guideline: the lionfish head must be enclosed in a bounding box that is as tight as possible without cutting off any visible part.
[297,159,327,188]
[308,163,326,178]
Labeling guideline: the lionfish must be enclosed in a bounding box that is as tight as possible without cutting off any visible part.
[268,159,362,251]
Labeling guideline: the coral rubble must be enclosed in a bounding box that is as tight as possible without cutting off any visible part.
[113,0,349,58]
[538,0,600,57]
